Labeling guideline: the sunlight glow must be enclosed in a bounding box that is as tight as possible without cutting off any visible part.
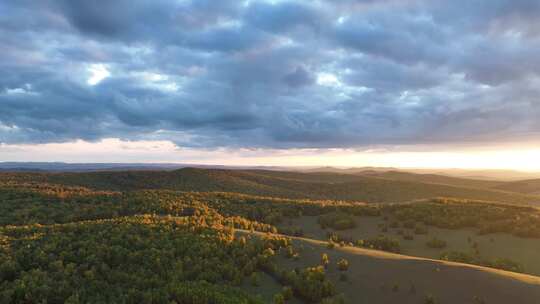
[1,139,540,172]
[132,71,180,92]
[316,72,341,87]
[87,64,110,85]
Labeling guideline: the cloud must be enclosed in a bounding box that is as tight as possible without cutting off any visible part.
[282,66,314,88]
[1,0,540,149]
[245,1,323,33]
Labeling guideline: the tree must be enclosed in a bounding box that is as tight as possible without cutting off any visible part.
[337,259,349,271]
[321,253,330,268]
[282,286,293,300]
[273,293,285,304]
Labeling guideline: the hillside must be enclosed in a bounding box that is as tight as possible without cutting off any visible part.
[2,168,539,205]
[352,170,504,189]
[245,230,540,304]
[303,167,540,181]
[493,179,540,195]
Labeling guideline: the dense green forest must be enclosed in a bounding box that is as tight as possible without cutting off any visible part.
[0,183,343,303]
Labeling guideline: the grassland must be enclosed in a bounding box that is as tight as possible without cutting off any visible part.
[250,230,540,304]
[278,215,540,276]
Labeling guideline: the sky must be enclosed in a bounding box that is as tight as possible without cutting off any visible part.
[1,0,540,169]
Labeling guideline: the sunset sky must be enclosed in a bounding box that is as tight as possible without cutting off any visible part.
[1,1,540,169]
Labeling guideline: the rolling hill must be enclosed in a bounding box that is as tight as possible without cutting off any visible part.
[302,166,540,181]
[4,167,539,205]
[351,170,504,189]
[493,179,540,195]
[2,173,540,303]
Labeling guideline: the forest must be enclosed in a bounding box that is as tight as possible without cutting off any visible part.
[1,171,540,303]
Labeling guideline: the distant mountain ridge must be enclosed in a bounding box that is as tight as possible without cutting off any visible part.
[353,170,504,189]
[303,166,540,181]
[0,162,311,172]
[3,162,540,180]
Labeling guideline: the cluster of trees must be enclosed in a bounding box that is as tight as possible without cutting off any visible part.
[0,214,286,303]
[356,236,402,253]
[426,237,447,249]
[440,251,524,273]
[264,264,336,303]
[327,232,401,253]
[384,198,540,238]
[337,259,349,271]
[253,240,339,303]
[318,212,357,230]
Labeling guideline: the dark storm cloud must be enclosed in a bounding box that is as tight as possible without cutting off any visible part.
[1,0,540,148]
[54,0,242,41]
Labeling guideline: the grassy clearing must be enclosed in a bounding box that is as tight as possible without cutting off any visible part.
[242,230,540,304]
[279,215,540,276]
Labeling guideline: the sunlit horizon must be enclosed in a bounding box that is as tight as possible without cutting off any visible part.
[2,1,540,175]
[2,138,540,172]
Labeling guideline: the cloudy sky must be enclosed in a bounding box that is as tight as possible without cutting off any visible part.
[1,0,540,169]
